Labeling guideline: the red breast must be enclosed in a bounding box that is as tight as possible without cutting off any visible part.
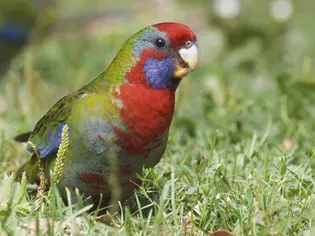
[113,84,175,155]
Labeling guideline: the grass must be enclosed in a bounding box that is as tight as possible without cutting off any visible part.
[1,1,315,235]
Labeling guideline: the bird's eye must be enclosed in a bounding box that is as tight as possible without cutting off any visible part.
[185,41,193,48]
[154,37,166,49]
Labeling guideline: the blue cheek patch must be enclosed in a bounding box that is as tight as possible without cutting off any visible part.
[0,24,28,44]
[27,121,67,158]
[143,58,177,89]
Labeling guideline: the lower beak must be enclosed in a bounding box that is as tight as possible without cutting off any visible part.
[173,44,198,78]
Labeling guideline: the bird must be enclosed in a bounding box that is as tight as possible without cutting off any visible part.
[15,22,198,206]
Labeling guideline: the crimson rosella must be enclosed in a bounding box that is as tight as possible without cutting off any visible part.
[15,22,198,205]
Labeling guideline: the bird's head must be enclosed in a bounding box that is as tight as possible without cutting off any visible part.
[109,22,198,89]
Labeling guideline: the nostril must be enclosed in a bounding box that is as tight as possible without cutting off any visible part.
[185,41,193,48]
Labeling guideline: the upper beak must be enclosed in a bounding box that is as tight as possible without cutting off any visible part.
[173,43,198,78]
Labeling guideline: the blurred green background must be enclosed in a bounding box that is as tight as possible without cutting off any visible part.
[1,0,315,234]
[1,0,315,157]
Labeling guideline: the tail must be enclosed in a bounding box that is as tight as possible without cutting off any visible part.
[14,131,32,143]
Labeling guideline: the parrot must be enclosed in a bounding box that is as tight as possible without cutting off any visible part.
[15,22,198,206]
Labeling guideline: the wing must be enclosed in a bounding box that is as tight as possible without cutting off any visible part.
[22,71,108,158]
[26,89,87,158]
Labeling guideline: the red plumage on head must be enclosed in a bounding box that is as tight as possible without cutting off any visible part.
[153,22,197,48]
[125,22,196,86]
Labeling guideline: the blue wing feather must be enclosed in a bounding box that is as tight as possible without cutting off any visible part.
[26,121,66,158]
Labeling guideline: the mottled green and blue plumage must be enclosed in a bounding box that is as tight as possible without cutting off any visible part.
[24,26,154,159]
[16,22,197,205]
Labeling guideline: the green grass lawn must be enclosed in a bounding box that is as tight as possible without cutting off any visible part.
[1,1,315,235]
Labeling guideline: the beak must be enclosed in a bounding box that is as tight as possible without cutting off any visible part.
[173,43,198,78]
